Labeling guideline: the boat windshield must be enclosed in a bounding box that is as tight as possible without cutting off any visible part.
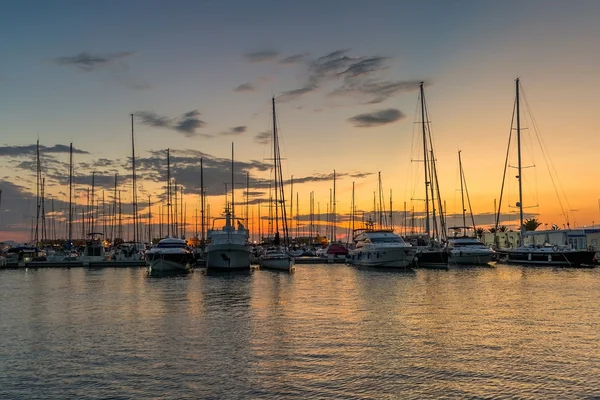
[450,240,486,247]
[370,237,404,243]
[157,242,186,248]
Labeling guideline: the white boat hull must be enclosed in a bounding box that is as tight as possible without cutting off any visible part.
[205,244,251,270]
[347,248,416,268]
[260,256,295,271]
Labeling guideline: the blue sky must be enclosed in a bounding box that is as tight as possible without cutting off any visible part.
[2,0,600,240]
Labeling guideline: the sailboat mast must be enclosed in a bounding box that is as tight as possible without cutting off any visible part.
[200,157,205,242]
[333,169,336,242]
[231,142,235,219]
[420,82,431,237]
[131,114,138,243]
[516,78,525,239]
[459,150,467,230]
[35,139,40,244]
[167,149,171,237]
[90,172,95,234]
[272,98,279,240]
[68,143,73,246]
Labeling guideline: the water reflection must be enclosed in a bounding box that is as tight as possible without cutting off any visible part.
[0,265,599,398]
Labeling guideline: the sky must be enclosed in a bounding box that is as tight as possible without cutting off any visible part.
[1,0,600,243]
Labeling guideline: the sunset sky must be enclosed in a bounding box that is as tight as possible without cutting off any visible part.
[1,0,600,242]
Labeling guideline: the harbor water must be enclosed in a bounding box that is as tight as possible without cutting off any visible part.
[1,264,599,399]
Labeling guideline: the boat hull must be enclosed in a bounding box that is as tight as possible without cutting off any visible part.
[148,256,191,272]
[260,256,295,271]
[347,248,416,269]
[205,243,251,271]
[413,248,449,268]
[449,250,494,265]
[498,249,596,267]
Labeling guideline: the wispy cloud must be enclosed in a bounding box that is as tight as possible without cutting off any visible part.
[234,83,255,92]
[331,79,423,104]
[279,53,308,65]
[219,126,247,136]
[244,49,280,62]
[53,51,135,72]
[0,144,89,157]
[348,109,404,127]
[136,110,209,138]
[254,131,271,144]
[277,85,317,102]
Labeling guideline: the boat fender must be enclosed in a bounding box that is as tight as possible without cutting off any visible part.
[552,245,558,252]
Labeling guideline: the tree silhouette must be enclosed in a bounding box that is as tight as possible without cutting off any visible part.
[498,225,508,232]
[475,227,485,239]
[523,218,542,231]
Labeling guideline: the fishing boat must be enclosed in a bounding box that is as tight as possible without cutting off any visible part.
[446,151,494,265]
[259,97,295,272]
[407,82,448,268]
[494,79,595,267]
[145,237,192,272]
[78,233,108,265]
[204,143,252,271]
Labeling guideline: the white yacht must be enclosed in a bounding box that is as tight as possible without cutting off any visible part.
[204,207,252,271]
[145,237,192,273]
[347,228,416,269]
[447,234,494,265]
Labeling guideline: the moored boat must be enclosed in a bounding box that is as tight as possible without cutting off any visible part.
[145,237,193,272]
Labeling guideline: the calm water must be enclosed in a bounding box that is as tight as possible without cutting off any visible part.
[1,264,599,399]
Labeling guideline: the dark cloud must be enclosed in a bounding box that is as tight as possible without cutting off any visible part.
[0,144,89,157]
[244,49,280,62]
[234,83,255,92]
[277,85,317,102]
[348,109,404,127]
[219,126,247,136]
[53,51,135,72]
[331,80,423,104]
[137,110,209,138]
[279,53,308,65]
[254,131,271,145]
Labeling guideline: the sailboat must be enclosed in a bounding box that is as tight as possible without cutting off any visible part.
[495,79,595,267]
[259,97,295,272]
[446,151,495,265]
[145,149,193,272]
[405,82,449,268]
[204,143,252,271]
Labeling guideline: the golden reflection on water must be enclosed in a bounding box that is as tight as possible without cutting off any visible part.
[1,265,599,398]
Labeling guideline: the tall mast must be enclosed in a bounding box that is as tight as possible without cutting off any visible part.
[290,175,293,239]
[68,143,73,246]
[351,181,355,240]
[420,82,431,237]
[231,142,235,219]
[333,169,336,242]
[113,173,118,241]
[35,139,40,244]
[378,171,383,227]
[131,114,138,243]
[148,195,151,243]
[174,180,178,237]
[459,150,467,230]
[102,190,105,237]
[272,97,279,242]
[90,172,95,234]
[200,157,205,242]
[180,186,184,237]
[166,149,171,237]
[41,177,46,242]
[390,189,393,230]
[516,78,525,239]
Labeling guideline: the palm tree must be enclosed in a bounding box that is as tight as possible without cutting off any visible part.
[475,227,485,239]
[523,218,542,231]
[488,227,497,233]
[498,225,508,232]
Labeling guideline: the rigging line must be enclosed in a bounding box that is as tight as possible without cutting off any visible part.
[521,86,570,225]
[461,158,477,230]
[495,97,517,233]
[405,95,421,216]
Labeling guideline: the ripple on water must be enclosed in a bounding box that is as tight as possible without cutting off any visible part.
[0,265,599,399]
